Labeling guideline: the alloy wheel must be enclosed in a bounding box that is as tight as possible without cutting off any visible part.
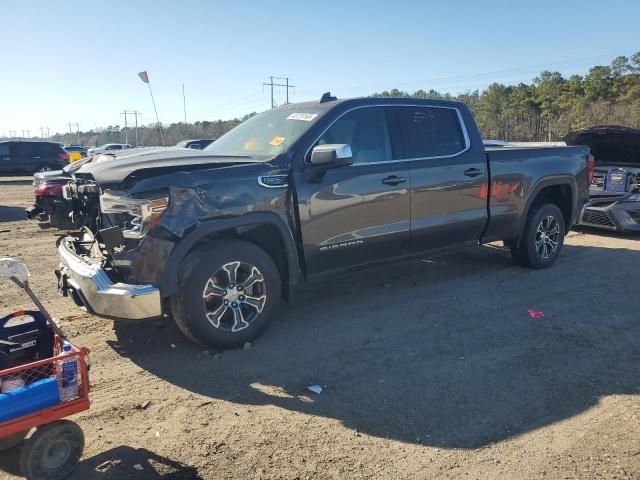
[535,215,560,260]
[201,261,267,332]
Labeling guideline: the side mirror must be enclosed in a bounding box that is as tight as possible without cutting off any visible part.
[310,144,353,167]
[0,257,29,283]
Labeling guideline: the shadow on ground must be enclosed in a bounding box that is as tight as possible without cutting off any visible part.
[110,241,640,449]
[0,205,25,223]
[0,444,200,480]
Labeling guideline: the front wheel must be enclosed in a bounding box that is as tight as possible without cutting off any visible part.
[511,203,565,269]
[171,239,282,349]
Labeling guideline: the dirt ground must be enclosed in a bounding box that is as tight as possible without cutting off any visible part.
[0,175,638,480]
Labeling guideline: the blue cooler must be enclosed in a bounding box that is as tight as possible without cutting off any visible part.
[604,168,631,193]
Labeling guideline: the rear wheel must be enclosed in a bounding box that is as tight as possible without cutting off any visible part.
[171,239,281,349]
[511,203,565,269]
[19,420,84,480]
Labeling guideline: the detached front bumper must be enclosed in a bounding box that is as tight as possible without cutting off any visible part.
[579,198,640,233]
[56,236,162,320]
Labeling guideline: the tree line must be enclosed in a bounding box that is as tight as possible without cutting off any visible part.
[373,51,640,141]
[45,115,255,147]
[4,52,639,146]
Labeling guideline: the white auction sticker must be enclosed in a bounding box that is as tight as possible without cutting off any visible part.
[287,113,318,121]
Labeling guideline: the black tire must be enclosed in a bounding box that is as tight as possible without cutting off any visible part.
[19,420,84,480]
[0,430,29,451]
[170,239,282,349]
[511,203,565,269]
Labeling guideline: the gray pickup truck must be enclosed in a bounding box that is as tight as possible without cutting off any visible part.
[56,95,592,348]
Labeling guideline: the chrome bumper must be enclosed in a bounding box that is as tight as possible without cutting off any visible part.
[57,237,162,320]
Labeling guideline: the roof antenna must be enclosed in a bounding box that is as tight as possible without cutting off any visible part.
[319,92,337,104]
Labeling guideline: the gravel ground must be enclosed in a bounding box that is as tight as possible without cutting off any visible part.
[0,176,638,480]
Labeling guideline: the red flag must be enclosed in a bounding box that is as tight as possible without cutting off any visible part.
[138,71,149,84]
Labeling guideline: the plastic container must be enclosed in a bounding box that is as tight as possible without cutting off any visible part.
[58,342,78,402]
[0,377,60,422]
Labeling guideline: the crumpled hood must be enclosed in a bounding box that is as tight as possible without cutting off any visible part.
[74,147,264,184]
[564,125,640,166]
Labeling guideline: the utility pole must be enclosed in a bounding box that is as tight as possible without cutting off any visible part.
[46,127,50,139]
[121,110,141,146]
[9,130,16,138]
[67,122,80,144]
[40,126,45,140]
[263,76,295,108]
[182,84,188,138]
[120,111,129,144]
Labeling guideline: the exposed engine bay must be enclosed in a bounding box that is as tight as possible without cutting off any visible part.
[565,125,640,232]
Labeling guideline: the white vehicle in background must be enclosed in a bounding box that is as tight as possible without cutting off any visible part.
[87,143,131,155]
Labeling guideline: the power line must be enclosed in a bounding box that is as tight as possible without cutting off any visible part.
[263,76,295,108]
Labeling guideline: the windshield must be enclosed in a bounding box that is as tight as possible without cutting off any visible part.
[204,107,325,159]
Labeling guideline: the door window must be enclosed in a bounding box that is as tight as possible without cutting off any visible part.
[0,143,9,156]
[396,107,466,159]
[15,143,39,157]
[315,107,393,164]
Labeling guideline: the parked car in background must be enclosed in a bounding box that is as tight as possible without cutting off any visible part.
[566,125,640,233]
[64,145,89,158]
[176,139,214,150]
[87,143,131,155]
[57,95,592,349]
[0,141,69,174]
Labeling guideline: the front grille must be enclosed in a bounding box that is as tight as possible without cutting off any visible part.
[581,208,616,228]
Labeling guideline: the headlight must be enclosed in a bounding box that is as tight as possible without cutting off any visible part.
[100,190,168,239]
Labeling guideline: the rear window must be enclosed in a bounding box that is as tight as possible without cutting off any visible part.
[395,107,466,159]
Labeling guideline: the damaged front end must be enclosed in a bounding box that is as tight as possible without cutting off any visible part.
[57,229,163,320]
[56,158,293,320]
[57,176,176,320]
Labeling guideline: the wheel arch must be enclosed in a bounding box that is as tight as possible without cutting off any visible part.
[161,212,302,301]
[517,177,576,246]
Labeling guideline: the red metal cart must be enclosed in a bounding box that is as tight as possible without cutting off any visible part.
[0,258,90,480]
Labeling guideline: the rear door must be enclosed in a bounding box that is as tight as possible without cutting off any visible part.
[295,106,411,274]
[392,105,488,252]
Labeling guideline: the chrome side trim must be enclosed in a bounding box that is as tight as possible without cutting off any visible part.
[303,103,472,165]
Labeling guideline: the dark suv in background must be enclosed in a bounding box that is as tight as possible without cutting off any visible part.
[0,141,69,174]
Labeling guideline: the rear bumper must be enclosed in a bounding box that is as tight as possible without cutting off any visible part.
[56,236,162,320]
[578,199,640,233]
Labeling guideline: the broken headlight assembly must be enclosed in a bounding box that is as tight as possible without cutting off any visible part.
[99,190,168,239]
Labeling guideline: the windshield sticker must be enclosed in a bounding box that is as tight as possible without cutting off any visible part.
[243,138,258,151]
[287,113,318,121]
[269,136,286,146]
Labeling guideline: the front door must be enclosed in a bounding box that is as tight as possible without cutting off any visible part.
[295,106,411,275]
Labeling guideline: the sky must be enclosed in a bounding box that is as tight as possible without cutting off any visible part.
[1,0,639,137]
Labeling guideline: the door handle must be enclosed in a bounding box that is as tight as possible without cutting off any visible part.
[464,168,483,177]
[381,175,406,186]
